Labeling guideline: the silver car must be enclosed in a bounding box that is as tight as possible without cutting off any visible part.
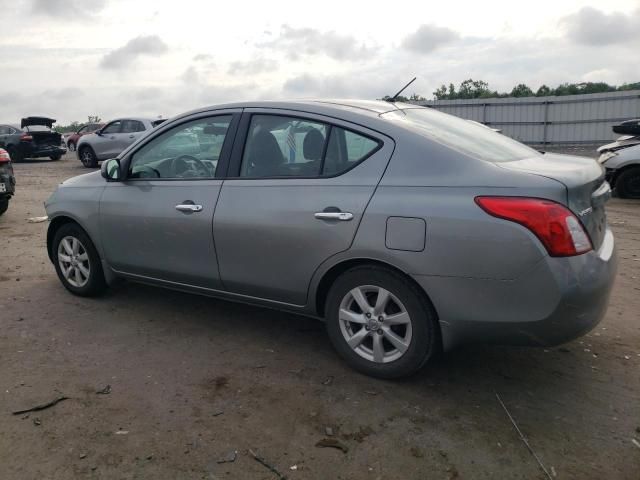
[599,142,640,199]
[76,117,162,168]
[45,100,617,378]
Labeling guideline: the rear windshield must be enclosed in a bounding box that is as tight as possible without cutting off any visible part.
[23,125,51,132]
[382,108,538,162]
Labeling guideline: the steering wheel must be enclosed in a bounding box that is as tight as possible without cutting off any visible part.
[170,155,209,177]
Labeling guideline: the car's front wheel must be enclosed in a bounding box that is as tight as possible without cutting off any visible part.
[79,146,98,168]
[615,167,640,199]
[325,266,439,379]
[50,154,62,161]
[52,223,107,296]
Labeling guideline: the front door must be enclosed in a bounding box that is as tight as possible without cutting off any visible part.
[99,113,238,289]
[93,120,123,159]
[213,110,393,305]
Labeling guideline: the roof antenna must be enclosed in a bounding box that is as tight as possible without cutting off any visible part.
[387,77,417,102]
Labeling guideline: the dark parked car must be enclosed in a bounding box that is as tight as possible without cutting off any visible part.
[65,123,105,152]
[0,147,15,216]
[0,117,65,162]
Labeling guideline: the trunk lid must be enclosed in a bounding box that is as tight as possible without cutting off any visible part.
[21,117,56,129]
[497,153,610,250]
[597,135,640,153]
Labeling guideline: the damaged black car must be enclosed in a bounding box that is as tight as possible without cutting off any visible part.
[0,147,15,216]
[0,117,65,162]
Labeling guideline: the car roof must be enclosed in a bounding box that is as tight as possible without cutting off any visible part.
[106,117,155,123]
[179,99,414,119]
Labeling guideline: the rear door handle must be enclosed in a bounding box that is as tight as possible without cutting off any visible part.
[314,211,353,221]
[128,135,135,139]
[176,204,203,213]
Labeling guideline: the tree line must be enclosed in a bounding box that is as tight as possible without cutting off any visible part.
[383,80,640,102]
[433,80,640,100]
[54,116,102,133]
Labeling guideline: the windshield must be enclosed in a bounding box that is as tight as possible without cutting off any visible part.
[23,125,51,132]
[382,108,539,162]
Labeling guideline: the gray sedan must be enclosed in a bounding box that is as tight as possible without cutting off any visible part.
[45,100,617,378]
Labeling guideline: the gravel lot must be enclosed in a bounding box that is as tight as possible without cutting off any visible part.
[1,152,639,479]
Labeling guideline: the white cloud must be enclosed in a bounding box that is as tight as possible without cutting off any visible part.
[228,58,278,75]
[402,24,460,54]
[100,35,169,69]
[259,24,376,61]
[561,7,640,46]
[31,0,107,18]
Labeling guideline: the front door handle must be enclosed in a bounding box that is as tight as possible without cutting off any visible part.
[176,203,203,213]
[128,135,135,139]
[314,211,353,221]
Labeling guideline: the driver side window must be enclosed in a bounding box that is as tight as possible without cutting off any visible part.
[102,121,121,134]
[128,116,232,179]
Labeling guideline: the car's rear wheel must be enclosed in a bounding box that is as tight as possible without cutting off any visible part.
[79,146,98,168]
[0,197,9,216]
[615,167,640,199]
[68,142,76,152]
[52,223,107,296]
[325,266,438,379]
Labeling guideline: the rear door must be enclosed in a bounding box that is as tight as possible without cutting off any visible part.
[120,120,148,152]
[213,109,393,305]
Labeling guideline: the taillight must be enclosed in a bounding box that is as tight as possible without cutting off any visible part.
[20,133,33,141]
[0,149,10,163]
[475,196,592,257]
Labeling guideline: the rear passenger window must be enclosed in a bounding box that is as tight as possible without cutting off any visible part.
[122,120,145,133]
[322,127,380,176]
[239,115,380,178]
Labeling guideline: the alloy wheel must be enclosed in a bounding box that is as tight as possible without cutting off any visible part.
[80,149,94,166]
[57,236,90,287]
[338,285,412,363]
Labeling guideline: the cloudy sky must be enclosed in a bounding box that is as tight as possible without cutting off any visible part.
[0,0,638,124]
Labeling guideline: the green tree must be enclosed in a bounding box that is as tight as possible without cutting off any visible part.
[87,115,102,123]
[510,83,534,97]
[536,85,551,96]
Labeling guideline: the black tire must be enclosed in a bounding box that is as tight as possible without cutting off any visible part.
[615,167,640,199]
[52,223,107,297]
[50,154,62,161]
[68,142,76,152]
[0,197,8,216]
[79,146,98,168]
[325,266,439,379]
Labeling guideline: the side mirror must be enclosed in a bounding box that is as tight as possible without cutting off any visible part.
[95,130,103,136]
[101,158,121,181]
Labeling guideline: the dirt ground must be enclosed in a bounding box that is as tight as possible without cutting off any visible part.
[1,152,639,480]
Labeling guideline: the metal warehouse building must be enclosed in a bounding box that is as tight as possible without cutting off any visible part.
[414,90,640,146]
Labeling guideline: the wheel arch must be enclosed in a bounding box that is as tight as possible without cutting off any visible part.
[47,215,94,262]
[314,257,440,322]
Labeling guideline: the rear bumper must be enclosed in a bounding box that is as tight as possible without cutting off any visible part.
[413,227,618,350]
[0,171,16,196]
[20,143,65,158]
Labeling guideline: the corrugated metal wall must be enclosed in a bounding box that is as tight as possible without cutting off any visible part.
[414,90,640,145]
